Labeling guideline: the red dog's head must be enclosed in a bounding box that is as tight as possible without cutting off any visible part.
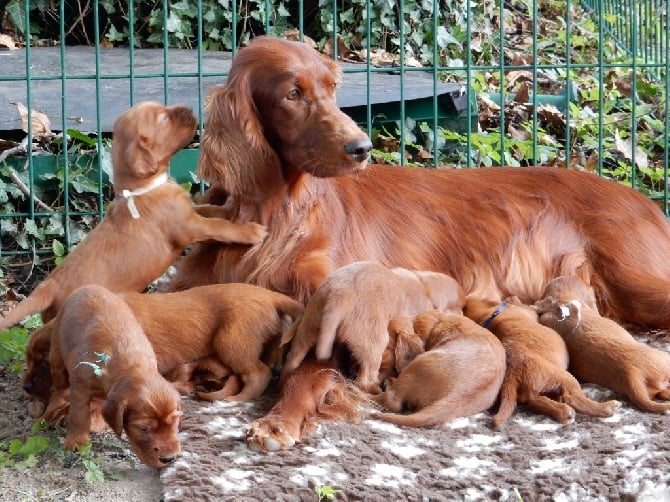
[102,376,182,468]
[198,36,372,200]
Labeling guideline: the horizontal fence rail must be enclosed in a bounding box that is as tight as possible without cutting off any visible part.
[0,0,668,277]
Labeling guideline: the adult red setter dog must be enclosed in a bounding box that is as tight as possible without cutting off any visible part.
[168,36,670,446]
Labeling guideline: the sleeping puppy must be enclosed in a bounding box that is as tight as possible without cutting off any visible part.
[371,310,506,427]
[0,101,266,330]
[535,276,670,413]
[24,283,303,420]
[245,358,366,453]
[281,261,464,394]
[41,285,182,468]
[464,297,620,426]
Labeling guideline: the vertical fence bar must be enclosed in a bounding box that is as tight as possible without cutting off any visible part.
[129,0,136,105]
[365,1,372,141]
[398,1,406,166]
[59,0,70,249]
[531,0,538,165]
[93,0,104,219]
[465,0,473,167]
[431,0,438,168]
[597,0,605,177]
[22,0,37,263]
[564,0,572,168]
[630,2,637,188]
[162,0,170,104]
[664,1,669,215]
[498,0,506,165]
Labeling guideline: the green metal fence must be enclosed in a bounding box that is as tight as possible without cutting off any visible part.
[0,0,668,274]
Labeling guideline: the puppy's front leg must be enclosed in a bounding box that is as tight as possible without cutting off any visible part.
[64,391,94,450]
[186,214,267,245]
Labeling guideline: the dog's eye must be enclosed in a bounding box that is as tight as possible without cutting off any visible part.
[287,88,300,101]
[140,426,151,434]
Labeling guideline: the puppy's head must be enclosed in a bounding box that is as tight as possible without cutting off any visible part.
[537,275,599,313]
[111,101,197,182]
[22,323,54,417]
[382,316,426,380]
[102,376,182,468]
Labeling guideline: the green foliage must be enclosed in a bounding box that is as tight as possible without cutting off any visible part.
[0,324,31,372]
[315,484,340,501]
[0,423,112,483]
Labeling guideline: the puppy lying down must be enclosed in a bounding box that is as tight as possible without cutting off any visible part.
[465,297,619,426]
[535,275,670,413]
[371,310,506,427]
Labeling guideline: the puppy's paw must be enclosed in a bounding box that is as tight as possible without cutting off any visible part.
[64,433,90,451]
[26,398,47,418]
[244,421,297,453]
[238,222,268,244]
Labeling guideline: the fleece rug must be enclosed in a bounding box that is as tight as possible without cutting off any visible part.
[160,328,670,502]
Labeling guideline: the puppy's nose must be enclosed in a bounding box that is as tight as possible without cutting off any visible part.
[344,137,372,161]
[159,456,176,465]
[23,382,33,393]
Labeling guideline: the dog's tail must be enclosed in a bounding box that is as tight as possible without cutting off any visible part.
[370,399,463,428]
[0,284,52,331]
[491,376,518,427]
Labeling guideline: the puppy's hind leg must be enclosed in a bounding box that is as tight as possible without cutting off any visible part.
[626,373,670,413]
[491,375,519,428]
[559,374,620,418]
[526,395,576,424]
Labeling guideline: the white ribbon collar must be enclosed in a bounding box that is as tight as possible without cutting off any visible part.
[121,172,169,219]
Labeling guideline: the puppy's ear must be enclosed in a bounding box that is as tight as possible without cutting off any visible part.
[394,332,425,373]
[128,135,158,178]
[102,394,127,437]
[198,82,283,200]
[280,318,300,347]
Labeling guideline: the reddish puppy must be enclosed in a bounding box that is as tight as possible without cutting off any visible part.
[281,261,464,393]
[42,285,182,468]
[0,101,266,330]
[24,283,304,420]
[464,297,620,426]
[371,310,506,427]
[535,276,670,413]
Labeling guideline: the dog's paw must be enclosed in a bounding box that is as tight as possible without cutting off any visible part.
[244,421,297,453]
[64,433,90,451]
[241,222,268,244]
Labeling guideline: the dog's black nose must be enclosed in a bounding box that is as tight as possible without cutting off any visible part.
[159,456,176,465]
[23,382,33,393]
[344,138,372,161]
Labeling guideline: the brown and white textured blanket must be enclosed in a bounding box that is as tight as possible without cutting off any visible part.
[161,329,670,502]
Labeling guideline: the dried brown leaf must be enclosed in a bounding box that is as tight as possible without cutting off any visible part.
[14,101,52,134]
[0,33,16,50]
[614,129,648,169]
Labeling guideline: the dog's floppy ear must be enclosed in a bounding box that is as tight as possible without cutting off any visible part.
[102,391,127,437]
[128,134,158,178]
[394,332,425,373]
[198,80,283,201]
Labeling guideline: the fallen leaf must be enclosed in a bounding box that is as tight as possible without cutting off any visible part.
[14,101,52,134]
[0,33,16,50]
[283,29,317,49]
[614,128,648,169]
